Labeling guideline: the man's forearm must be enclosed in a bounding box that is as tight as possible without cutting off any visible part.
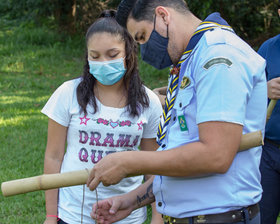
[123,122,242,177]
[87,122,242,190]
[128,177,155,210]
[136,182,154,207]
[124,143,216,177]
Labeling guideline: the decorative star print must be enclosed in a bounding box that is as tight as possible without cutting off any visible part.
[137,121,143,131]
[80,115,90,125]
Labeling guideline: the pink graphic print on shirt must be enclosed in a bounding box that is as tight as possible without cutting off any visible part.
[79,115,90,125]
[78,130,141,164]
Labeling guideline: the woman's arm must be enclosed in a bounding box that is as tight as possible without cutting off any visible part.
[153,86,167,108]
[44,119,67,224]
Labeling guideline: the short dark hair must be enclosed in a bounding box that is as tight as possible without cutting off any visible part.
[116,0,189,28]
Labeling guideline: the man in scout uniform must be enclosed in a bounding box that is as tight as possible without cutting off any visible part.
[86,1,267,223]
[258,1,280,223]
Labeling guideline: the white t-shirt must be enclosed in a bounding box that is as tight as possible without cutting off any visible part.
[41,78,162,224]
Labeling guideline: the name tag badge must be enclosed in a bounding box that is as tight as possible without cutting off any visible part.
[178,115,188,132]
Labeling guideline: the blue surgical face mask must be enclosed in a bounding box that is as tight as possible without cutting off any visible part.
[88,57,126,85]
[140,16,173,70]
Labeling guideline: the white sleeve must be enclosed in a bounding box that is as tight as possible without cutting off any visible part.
[41,81,73,127]
[142,88,163,138]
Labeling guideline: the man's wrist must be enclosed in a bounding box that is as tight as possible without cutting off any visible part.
[122,151,141,177]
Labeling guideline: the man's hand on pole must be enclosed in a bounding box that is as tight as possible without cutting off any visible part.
[86,152,129,191]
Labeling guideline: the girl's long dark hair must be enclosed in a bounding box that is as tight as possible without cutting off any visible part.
[77,10,149,117]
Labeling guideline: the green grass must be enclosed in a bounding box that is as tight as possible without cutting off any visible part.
[0,17,167,223]
[1,15,280,224]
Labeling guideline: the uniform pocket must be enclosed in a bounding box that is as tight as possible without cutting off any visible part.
[173,88,194,113]
[171,88,195,134]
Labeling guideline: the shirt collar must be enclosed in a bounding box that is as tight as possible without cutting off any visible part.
[185,12,230,52]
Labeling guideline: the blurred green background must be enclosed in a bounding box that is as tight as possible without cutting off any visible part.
[0,0,280,223]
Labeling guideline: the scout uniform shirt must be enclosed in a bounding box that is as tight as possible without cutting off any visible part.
[153,13,267,218]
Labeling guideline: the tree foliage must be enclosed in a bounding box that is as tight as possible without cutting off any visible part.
[188,0,280,46]
[1,0,279,47]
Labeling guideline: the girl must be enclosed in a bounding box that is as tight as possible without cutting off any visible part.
[42,10,162,224]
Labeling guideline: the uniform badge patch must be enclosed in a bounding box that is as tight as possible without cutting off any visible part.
[203,57,232,70]
[178,115,188,132]
[180,76,191,89]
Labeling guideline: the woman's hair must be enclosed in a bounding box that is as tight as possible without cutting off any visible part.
[77,10,149,117]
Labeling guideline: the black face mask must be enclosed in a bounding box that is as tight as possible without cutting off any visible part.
[140,16,173,70]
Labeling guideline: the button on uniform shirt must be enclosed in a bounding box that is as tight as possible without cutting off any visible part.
[153,17,267,218]
[258,34,280,143]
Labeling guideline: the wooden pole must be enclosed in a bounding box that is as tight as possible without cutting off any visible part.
[266,99,278,123]
[238,130,263,151]
[1,131,263,197]
[1,169,90,197]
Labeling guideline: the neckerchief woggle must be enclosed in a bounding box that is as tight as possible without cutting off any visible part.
[157,13,235,146]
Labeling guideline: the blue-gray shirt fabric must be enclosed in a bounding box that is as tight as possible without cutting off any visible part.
[258,34,280,143]
[153,13,267,218]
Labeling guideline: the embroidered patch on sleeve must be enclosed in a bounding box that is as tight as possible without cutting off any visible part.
[180,76,191,89]
[203,57,233,70]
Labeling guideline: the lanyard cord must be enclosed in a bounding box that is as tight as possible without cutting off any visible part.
[81,184,85,224]
[81,169,99,224]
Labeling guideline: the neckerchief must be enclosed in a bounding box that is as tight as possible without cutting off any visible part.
[157,13,234,145]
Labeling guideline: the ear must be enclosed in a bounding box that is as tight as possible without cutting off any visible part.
[155,6,170,25]
[278,9,280,17]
